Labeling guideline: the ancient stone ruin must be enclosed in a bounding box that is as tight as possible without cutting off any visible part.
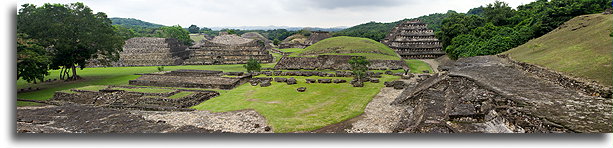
[117,37,189,66]
[241,32,274,49]
[129,69,251,90]
[393,56,612,133]
[382,20,445,59]
[274,55,406,70]
[184,33,273,65]
[304,31,332,46]
[52,86,219,111]
[279,34,307,49]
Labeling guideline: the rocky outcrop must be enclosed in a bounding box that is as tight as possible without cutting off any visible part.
[394,56,612,133]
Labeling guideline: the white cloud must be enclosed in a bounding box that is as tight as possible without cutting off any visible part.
[17,0,536,28]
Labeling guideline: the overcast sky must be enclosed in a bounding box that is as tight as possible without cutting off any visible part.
[17,0,535,28]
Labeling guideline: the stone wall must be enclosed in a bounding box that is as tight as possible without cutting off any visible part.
[129,70,251,90]
[118,37,189,66]
[274,55,406,70]
[51,87,220,111]
[184,34,273,65]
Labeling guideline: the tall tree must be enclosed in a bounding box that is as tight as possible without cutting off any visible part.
[17,3,124,80]
[17,34,50,83]
[188,24,200,34]
[483,1,516,26]
[158,25,194,46]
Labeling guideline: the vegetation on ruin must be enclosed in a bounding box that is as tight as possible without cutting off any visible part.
[243,58,262,73]
[349,56,370,82]
[289,36,401,60]
[503,13,612,86]
[440,0,612,59]
[405,60,434,74]
[191,75,401,133]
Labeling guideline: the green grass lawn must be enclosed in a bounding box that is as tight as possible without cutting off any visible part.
[191,75,400,133]
[16,63,276,106]
[503,14,612,86]
[279,48,304,53]
[288,36,402,60]
[405,59,434,74]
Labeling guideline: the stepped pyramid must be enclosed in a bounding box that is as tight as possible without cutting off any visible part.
[118,37,189,66]
[382,20,445,59]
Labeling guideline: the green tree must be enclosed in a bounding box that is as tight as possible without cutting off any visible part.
[483,1,516,26]
[17,34,50,83]
[348,56,370,82]
[243,58,261,73]
[188,24,200,34]
[17,3,125,80]
[159,25,193,46]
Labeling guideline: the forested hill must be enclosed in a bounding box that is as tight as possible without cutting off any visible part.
[110,17,164,29]
[333,12,451,41]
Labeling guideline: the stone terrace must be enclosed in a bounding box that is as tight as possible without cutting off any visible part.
[129,70,251,90]
[118,37,189,66]
[184,33,273,65]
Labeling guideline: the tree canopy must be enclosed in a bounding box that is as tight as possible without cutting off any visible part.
[17,34,50,83]
[17,2,125,80]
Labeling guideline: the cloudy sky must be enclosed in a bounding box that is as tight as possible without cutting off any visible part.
[17,0,535,28]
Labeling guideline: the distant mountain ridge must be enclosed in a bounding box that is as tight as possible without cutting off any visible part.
[209,26,348,32]
[110,17,165,29]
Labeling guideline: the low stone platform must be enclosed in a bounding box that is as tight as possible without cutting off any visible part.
[129,70,251,89]
[51,86,219,111]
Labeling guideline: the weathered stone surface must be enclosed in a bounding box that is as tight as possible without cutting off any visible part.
[129,70,250,90]
[260,81,271,87]
[352,81,364,87]
[318,79,332,83]
[384,81,394,87]
[297,87,307,92]
[287,77,297,85]
[333,79,347,83]
[16,104,220,133]
[370,78,380,83]
[393,81,405,90]
[274,77,287,82]
[184,33,273,65]
[305,79,316,83]
[116,37,189,67]
[394,55,612,133]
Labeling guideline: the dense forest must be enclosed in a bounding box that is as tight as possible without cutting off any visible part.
[336,0,612,60]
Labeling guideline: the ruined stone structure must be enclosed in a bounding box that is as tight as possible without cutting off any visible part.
[393,56,612,133]
[117,37,189,66]
[382,20,445,59]
[241,32,274,49]
[52,86,219,111]
[304,31,332,46]
[274,55,406,70]
[129,69,251,90]
[279,34,307,49]
[184,33,273,65]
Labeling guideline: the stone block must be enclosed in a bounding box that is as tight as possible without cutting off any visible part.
[333,79,347,83]
[287,77,297,85]
[297,87,306,92]
[318,79,332,83]
[274,77,287,82]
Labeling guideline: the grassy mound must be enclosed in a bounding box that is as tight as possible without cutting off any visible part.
[503,13,612,86]
[290,36,401,60]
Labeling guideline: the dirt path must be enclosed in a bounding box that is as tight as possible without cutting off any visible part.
[419,59,439,73]
[345,87,407,133]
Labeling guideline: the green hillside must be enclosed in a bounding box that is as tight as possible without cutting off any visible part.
[503,13,612,86]
[334,12,451,41]
[289,36,402,60]
[110,17,164,29]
